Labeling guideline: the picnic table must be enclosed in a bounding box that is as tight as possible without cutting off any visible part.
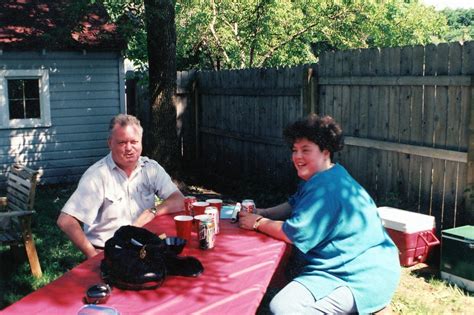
[2,210,289,314]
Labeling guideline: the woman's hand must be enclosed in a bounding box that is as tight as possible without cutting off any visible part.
[238,211,262,230]
[239,211,293,243]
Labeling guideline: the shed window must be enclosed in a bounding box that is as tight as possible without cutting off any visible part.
[0,69,51,129]
[8,79,41,119]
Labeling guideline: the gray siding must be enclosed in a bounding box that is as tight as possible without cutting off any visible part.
[0,51,124,186]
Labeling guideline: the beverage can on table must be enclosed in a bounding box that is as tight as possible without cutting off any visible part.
[184,196,197,216]
[205,206,219,234]
[198,216,216,250]
[242,199,256,213]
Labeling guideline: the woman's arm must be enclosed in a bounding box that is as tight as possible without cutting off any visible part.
[256,202,292,220]
[239,211,292,244]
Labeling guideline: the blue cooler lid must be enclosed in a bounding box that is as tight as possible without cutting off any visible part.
[442,225,474,241]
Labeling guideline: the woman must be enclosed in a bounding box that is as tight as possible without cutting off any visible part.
[239,114,400,314]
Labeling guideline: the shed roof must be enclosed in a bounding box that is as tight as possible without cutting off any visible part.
[0,0,127,51]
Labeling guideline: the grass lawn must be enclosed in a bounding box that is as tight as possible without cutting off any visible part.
[1,172,473,313]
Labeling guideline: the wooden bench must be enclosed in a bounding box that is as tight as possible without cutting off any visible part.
[0,164,42,278]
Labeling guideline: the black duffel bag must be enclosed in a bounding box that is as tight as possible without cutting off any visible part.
[101,225,203,290]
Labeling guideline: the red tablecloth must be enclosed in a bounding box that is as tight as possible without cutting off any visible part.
[3,214,288,315]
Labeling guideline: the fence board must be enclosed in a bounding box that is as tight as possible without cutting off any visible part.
[346,50,360,183]
[460,41,474,225]
[371,48,383,200]
[325,52,335,118]
[356,49,370,189]
[398,46,413,203]
[388,47,401,198]
[420,44,437,216]
[333,51,343,126]
[431,43,449,230]
[319,54,328,112]
[445,42,463,228]
[375,48,390,201]
[366,48,380,198]
[409,45,424,210]
[230,71,242,177]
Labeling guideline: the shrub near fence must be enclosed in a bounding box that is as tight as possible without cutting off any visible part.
[126,41,474,231]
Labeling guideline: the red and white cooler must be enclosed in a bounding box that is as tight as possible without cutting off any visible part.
[377,206,440,267]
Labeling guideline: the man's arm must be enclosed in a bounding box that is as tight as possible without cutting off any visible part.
[57,213,99,259]
[132,190,185,227]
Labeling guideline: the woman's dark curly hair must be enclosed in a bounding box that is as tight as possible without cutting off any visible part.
[283,114,344,159]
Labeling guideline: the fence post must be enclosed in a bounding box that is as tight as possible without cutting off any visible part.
[312,64,319,115]
[302,65,315,115]
[192,75,200,160]
[466,80,474,224]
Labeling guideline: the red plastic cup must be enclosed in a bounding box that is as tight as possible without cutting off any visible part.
[206,199,223,213]
[174,215,193,244]
[192,201,209,216]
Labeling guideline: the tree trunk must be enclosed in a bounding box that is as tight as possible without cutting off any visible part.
[143,0,181,177]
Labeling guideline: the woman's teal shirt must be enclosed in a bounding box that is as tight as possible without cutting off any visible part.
[282,164,401,313]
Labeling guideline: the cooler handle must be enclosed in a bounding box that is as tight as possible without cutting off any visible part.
[414,231,440,262]
[418,231,440,247]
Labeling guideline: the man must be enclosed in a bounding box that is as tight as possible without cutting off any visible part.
[57,114,184,258]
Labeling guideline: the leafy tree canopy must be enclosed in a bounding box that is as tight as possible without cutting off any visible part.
[101,0,449,70]
[440,8,474,42]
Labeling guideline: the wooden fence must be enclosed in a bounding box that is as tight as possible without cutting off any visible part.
[127,41,474,231]
[194,67,307,184]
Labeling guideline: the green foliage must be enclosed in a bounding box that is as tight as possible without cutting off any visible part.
[440,8,474,42]
[101,0,148,70]
[366,1,448,47]
[101,0,447,70]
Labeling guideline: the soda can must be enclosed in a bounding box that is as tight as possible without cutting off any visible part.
[242,199,256,213]
[198,216,215,250]
[184,196,197,216]
[205,206,219,234]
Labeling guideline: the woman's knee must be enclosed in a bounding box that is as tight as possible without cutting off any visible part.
[269,295,285,314]
[269,281,314,314]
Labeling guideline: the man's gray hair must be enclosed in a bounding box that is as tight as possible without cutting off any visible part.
[108,114,143,138]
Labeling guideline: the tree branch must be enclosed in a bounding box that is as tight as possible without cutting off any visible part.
[257,21,320,67]
[257,9,348,67]
[222,19,246,68]
[248,0,269,67]
[209,0,230,65]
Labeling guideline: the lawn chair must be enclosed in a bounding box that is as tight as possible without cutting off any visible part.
[0,164,42,278]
